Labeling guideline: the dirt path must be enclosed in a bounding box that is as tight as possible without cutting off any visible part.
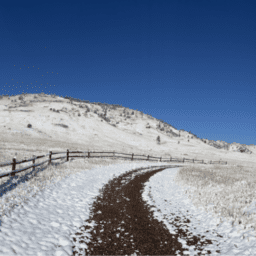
[71,166,223,255]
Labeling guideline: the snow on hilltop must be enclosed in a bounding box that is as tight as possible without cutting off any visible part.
[0,92,255,167]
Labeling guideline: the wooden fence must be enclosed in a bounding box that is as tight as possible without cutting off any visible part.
[0,149,227,179]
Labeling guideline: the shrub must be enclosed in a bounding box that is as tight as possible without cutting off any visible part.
[156,136,160,144]
[78,113,81,116]
[27,124,32,128]
[18,95,24,100]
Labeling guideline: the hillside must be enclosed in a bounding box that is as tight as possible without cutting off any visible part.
[0,92,255,168]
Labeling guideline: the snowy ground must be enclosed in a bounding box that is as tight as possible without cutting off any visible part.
[1,93,255,169]
[0,161,256,256]
[1,93,256,255]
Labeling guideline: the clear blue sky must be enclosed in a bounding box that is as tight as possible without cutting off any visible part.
[1,0,255,145]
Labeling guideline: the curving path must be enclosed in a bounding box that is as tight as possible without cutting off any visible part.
[71,166,223,255]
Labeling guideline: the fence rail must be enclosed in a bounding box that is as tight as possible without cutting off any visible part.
[0,149,227,179]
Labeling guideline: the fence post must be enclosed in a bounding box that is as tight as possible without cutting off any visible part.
[12,157,16,171]
[10,157,17,177]
[183,158,185,163]
[147,155,149,161]
[67,149,69,162]
[88,151,90,158]
[160,157,162,162]
[202,160,204,164]
[193,159,194,163]
[32,155,36,172]
[170,157,172,162]
[219,161,220,164]
[49,151,52,165]
[131,153,134,161]
[210,160,212,164]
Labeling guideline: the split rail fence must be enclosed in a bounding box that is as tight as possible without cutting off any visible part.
[0,149,227,179]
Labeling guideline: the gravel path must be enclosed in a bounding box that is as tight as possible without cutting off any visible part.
[71,166,223,255]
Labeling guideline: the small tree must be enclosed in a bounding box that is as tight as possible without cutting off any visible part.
[104,108,107,117]
[156,136,160,144]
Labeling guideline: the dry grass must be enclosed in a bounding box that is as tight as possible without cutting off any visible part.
[174,163,256,236]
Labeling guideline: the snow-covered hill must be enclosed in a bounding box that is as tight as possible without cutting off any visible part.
[0,92,255,168]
